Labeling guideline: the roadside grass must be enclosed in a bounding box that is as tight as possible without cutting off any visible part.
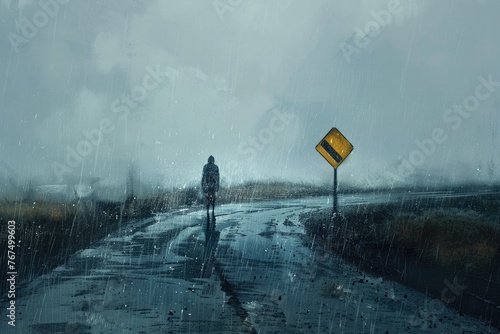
[0,199,123,291]
[382,209,499,269]
[303,201,500,271]
[0,201,75,224]
[218,181,329,203]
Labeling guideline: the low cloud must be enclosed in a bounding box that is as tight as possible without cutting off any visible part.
[1,0,499,199]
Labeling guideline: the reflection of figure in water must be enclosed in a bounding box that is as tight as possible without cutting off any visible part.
[201,155,220,227]
[201,228,220,278]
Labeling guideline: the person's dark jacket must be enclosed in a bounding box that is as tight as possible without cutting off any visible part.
[202,157,219,193]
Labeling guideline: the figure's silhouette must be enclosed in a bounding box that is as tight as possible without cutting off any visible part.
[201,155,219,227]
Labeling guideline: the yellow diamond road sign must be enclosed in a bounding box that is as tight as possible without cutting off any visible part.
[316,128,353,169]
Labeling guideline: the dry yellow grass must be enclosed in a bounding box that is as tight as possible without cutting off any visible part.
[383,209,499,269]
[428,242,496,269]
[0,201,75,224]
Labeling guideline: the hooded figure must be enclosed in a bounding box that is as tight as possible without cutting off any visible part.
[201,156,220,225]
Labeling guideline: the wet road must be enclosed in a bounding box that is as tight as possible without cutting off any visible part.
[2,194,498,333]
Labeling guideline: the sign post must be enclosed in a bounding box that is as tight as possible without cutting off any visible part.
[333,167,338,214]
[315,127,353,219]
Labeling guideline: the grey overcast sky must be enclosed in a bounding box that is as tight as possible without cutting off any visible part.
[1,0,499,197]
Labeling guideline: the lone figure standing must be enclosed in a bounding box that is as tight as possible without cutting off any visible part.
[201,156,220,225]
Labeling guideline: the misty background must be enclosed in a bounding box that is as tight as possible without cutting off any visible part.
[1,0,499,201]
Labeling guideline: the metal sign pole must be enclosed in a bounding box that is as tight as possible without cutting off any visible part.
[333,167,338,216]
